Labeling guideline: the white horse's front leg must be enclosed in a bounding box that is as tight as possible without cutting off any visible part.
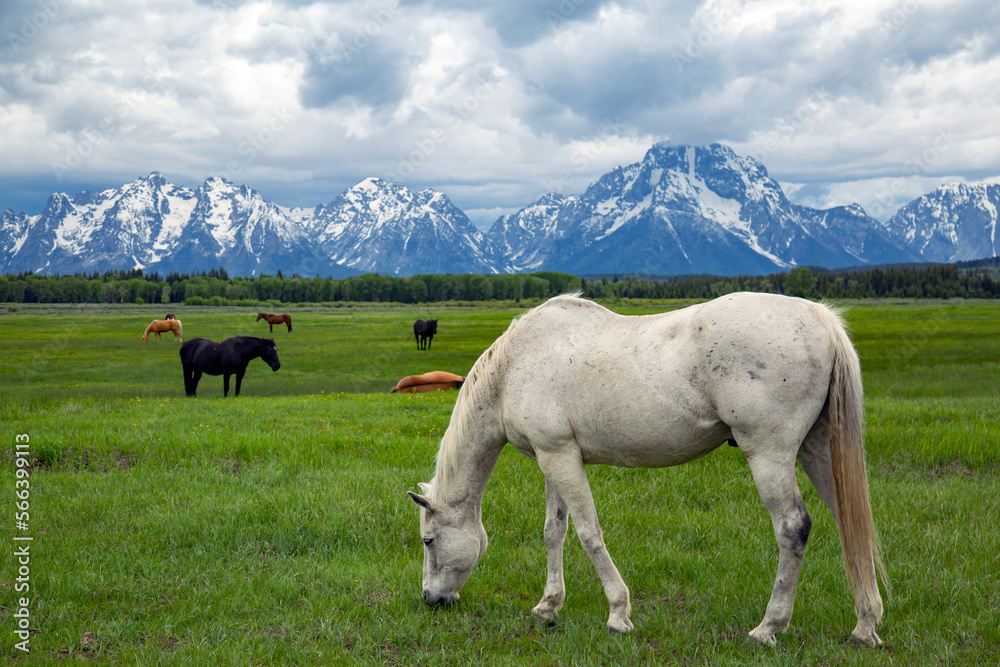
[535,449,633,634]
[531,478,568,624]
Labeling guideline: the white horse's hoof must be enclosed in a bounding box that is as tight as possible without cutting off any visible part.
[849,629,882,648]
[606,616,634,634]
[745,631,777,647]
[530,606,559,625]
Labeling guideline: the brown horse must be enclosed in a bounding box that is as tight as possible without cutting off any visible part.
[143,319,183,342]
[391,371,465,393]
[257,312,292,332]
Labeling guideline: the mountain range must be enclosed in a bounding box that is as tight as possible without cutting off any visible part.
[2,143,997,277]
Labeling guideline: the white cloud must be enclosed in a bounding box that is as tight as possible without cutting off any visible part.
[0,0,998,230]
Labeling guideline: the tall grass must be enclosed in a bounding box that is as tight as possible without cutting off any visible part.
[2,300,998,664]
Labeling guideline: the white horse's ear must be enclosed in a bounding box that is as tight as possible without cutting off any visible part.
[418,482,432,495]
[407,491,434,513]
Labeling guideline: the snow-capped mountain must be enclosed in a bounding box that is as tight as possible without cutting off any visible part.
[0,173,349,277]
[163,177,337,277]
[486,143,916,275]
[2,143,997,279]
[489,192,571,271]
[884,183,1000,262]
[2,173,193,275]
[304,177,506,275]
[0,208,36,267]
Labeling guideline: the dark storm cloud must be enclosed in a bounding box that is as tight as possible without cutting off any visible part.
[419,0,609,47]
[299,43,410,109]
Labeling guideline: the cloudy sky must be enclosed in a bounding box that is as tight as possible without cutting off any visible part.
[2,0,999,228]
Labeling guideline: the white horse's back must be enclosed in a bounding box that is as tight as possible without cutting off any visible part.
[500,293,835,467]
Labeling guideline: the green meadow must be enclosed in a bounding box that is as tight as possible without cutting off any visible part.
[2,299,998,665]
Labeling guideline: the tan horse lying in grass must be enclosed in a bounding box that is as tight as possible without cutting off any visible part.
[143,319,183,342]
[408,293,886,647]
[391,371,465,393]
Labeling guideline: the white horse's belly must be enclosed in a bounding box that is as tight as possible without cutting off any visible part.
[576,414,731,466]
[505,371,730,468]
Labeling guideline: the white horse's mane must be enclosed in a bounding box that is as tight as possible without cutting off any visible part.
[431,294,586,497]
[431,313,520,498]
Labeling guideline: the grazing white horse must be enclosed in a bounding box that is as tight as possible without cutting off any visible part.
[408,293,886,647]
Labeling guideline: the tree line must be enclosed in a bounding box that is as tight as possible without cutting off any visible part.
[1,263,998,306]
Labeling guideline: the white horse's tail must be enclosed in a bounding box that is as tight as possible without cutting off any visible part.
[819,305,887,620]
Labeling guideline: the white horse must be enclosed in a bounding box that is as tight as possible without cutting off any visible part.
[408,293,887,647]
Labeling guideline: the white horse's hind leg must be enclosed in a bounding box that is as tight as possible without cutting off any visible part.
[535,448,633,634]
[796,416,838,520]
[530,479,568,623]
[744,453,812,647]
[797,418,884,647]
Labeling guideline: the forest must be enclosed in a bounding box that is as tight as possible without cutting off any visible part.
[2,260,998,305]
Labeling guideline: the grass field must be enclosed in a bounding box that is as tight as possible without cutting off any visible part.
[2,299,999,665]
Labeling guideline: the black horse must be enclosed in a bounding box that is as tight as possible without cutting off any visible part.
[413,319,438,350]
[179,336,280,397]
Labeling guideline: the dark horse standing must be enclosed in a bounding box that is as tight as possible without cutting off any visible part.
[179,336,281,397]
[257,312,292,332]
[413,319,438,350]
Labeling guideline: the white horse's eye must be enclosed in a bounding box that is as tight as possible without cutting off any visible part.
[423,538,434,546]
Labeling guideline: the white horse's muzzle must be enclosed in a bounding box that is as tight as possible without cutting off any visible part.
[422,589,460,605]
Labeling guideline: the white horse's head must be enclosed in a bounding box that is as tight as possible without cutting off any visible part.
[407,481,488,605]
